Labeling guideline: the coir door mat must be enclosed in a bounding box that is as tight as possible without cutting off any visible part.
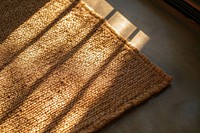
[0,0,172,132]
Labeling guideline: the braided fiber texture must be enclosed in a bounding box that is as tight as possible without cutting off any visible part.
[0,0,172,132]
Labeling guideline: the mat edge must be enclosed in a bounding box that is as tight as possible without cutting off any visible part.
[79,0,172,80]
[81,75,172,133]
[77,0,173,132]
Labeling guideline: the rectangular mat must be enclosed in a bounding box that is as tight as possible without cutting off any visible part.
[0,0,172,132]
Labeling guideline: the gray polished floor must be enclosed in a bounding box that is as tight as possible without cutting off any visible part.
[83,0,200,133]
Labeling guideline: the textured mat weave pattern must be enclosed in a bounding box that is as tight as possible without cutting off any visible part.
[0,0,171,132]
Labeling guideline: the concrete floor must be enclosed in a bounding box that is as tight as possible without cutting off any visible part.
[83,0,200,133]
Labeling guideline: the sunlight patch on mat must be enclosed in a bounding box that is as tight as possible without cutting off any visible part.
[0,0,71,66]
[1,1,68,45]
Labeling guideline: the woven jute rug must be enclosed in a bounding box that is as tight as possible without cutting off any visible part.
[0,0,172,132]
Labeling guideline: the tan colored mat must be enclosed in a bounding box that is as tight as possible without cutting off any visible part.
[0,0,172,132]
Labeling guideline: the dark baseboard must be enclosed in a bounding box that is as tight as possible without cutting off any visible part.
[164,0,200,25]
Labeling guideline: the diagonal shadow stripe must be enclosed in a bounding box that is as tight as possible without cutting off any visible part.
[0,18,104,125]
[0,0,80,72]
[0,0,50,44]
[42,42,125,133]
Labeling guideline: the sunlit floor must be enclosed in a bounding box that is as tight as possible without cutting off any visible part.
[83,0,200,133]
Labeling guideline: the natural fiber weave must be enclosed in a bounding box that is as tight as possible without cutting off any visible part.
[0,0,172,132]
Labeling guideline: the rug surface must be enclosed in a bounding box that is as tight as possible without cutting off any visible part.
[0,0,172,132]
